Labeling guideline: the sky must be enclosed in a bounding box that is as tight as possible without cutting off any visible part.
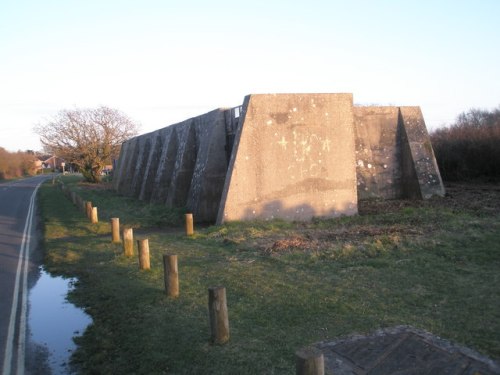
[1,0,499,152]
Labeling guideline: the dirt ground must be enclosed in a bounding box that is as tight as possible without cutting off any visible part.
[259,182,500,256]
[358,182,500,216]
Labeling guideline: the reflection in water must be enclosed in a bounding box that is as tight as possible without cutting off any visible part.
[28,268,91,374]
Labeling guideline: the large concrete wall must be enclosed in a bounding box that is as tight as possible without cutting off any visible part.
[216,94,358,223]
[113,93,445,224]
[113,109,231,222]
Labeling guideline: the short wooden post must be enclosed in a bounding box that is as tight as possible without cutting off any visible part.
[81,200,87,214]
[91,207,98,223]
[208,286,229,344]
[123,227,134,257]
[85,201,93,220]
[295,347,325,375]
[111,218,121,243]
[163,255,179,297]
[185,213,194,236]
[137,238,150,270]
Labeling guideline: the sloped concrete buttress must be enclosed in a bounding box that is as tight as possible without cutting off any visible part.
[139,131,164,201]
[186,109,229,222]
[399,107,445,199]
[353,106,445,201]
[151,127,177,203]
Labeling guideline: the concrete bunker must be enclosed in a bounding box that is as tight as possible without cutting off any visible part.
[113,94,445,224]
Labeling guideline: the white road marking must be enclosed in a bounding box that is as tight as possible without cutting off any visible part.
[2,181,42,375]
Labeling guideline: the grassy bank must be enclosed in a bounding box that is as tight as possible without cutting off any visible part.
[38,178,500,374]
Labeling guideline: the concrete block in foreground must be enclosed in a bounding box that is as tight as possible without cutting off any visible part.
[312,326,500,374]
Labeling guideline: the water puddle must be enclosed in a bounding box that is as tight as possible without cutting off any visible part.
[28,268,92,374]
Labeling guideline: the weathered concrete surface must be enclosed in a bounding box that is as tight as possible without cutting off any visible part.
[354,106,445,200]
[217,94,358,223]
[113,93,445,224]
[186,109,228,222]
[312,326,500,374]
[113,109,231,222]
[399,107,445,199]
[354,107,403,200]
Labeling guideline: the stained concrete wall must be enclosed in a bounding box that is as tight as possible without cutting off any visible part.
[353,106,445,200]
[216,94,358,223]
[113,109,231,222]
[354,107,403,200]
[113,93,445,224]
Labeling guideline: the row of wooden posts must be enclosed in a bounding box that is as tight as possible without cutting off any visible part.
[62,184,231,346]
[60,181,325,375]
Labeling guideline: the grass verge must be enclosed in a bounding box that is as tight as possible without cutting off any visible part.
[39,178,500,374]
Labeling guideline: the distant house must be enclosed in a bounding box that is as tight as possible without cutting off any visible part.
[102,164,113,175]
[37,155,65,171]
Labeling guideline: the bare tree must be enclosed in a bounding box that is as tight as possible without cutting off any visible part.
[35,106,139,183]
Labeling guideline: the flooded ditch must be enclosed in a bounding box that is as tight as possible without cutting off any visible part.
[27,268,91,374]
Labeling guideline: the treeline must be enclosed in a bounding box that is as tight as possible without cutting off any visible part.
[0,148,38,180]
[430,106,500,181]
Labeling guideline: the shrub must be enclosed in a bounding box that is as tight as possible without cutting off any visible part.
[0,148,38,180]
[431,106,500,181]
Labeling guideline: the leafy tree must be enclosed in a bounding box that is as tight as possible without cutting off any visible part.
[35,106,139,183]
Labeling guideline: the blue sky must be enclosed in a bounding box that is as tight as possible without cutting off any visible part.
[1,0,499,151]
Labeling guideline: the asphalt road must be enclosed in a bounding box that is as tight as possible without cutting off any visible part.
[0,175,51,375]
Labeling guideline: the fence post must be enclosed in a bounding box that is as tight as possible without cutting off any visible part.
[111,218,121,243]
[295,347,325,375]
[208,286,229,345]
[185,213,194,236]
[91,207,98,223]
[137,238,150,270]
[85,201,93,220]
[123,227,134,257]
[163,255,179,297]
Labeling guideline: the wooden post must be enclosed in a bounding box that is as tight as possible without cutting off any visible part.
[111,218,121,243]
[295,347,325,375]
[81,200,87,214]
[137,238,150,270]
[163,255,179,297]
[208,286,229,344]
[185,213,194,236]
[91,207,98,223]
[85,201,93,220]
[123,227,134,257]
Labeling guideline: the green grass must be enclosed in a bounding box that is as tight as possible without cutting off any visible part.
[39,178,500,374]
[55,174,184,227]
